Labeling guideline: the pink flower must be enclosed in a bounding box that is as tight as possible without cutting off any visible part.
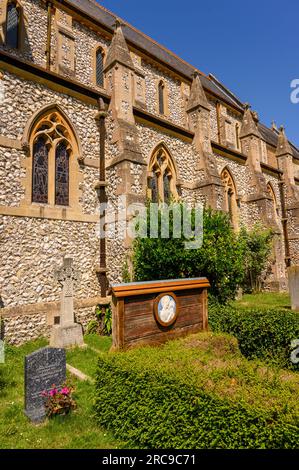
[61,387,70,396]
[49,388,58,397]
[41,391,48,397]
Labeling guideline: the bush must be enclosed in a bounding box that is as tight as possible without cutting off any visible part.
[94,333,299,449]
[238,225,273,293]
[131,205,273,304]
[209,304,299,368]
[87,305,112,336]
[132,205,246,304]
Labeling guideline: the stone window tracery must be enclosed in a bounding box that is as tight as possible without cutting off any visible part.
[31,112,73,206]
[221,167,239,230]
[148,146,178,203]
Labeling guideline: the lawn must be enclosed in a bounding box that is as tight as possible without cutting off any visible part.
[0,336,122,449]
[0,293,297,449]
[233,292,291,310]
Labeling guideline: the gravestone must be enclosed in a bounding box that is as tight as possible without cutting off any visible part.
[50,256,85,348]
[288,266,299,311]
[24,347,66,423]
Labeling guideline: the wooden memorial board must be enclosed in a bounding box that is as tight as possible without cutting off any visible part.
[111,278,210,350]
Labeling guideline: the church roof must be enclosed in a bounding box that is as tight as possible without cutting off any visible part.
[65,0,299,160]
[66,0,243,109]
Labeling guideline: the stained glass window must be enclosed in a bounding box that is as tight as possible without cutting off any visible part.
[149,174,158,203]
[158,81,164,115]
[32,136,48,203]
[163,174,171,204]
[96,49,104,87]
[6,3,19,49]
[55,141,69,206]
[148,146,178,203]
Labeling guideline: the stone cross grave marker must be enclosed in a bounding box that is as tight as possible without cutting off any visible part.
[24,347,66,423]
[55,256,80,326]
[50,256,84,349]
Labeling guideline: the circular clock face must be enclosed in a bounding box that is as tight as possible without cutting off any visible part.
[154,293,178,327]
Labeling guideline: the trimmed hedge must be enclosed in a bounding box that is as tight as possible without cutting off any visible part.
[209,304,299,368]
[94,334,299,449]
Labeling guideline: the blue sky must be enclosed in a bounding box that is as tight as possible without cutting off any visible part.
[99,0,299,147]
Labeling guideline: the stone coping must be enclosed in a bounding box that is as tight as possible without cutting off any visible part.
[0,296,111,318]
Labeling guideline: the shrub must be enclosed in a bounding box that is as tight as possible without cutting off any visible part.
[132,205,246,304]
[87,304,112,336]
[238,225,273,293]
[209,303,299,368]
[131,205,273,304]
[94,333,299,449]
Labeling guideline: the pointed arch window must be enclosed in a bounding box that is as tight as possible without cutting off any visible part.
[6,1,20,49]
[221,168,239,230]
[55,141,70,206]
[95,48,104,87]
[32,136,49,203]
[30,111,75,207]
[158,81,165,115]
[148,146,178,203]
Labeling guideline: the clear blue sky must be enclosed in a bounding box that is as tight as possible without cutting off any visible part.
[99,0,299,147]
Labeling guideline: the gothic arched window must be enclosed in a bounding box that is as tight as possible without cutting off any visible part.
[158,81,165,115]
[95,48,104,87]
[148,146,178,203]
[31,111,74,206]
[55,141,70,206]
[32,136,49,203]
[6,1,20,49]
[221,168,239,230]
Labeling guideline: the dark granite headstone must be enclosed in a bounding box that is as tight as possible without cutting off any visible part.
[24,347,66,423]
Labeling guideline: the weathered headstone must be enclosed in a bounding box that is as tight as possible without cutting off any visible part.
[24,347,66,423]
[288,266,299,311]
[50,256,85,348]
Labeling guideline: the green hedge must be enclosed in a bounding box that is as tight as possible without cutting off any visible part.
[209,304,299,368]
[94,334,299,449]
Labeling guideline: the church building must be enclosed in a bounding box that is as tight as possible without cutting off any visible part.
[0,0,299,344]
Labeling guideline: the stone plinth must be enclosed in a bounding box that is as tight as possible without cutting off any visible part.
[50,323,84,349]
[288,266,299,311]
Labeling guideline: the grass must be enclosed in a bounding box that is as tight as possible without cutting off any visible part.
[66,335,112,378]
[0,292,297,449]
[0,336,122,449]
[233,292,291,310]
